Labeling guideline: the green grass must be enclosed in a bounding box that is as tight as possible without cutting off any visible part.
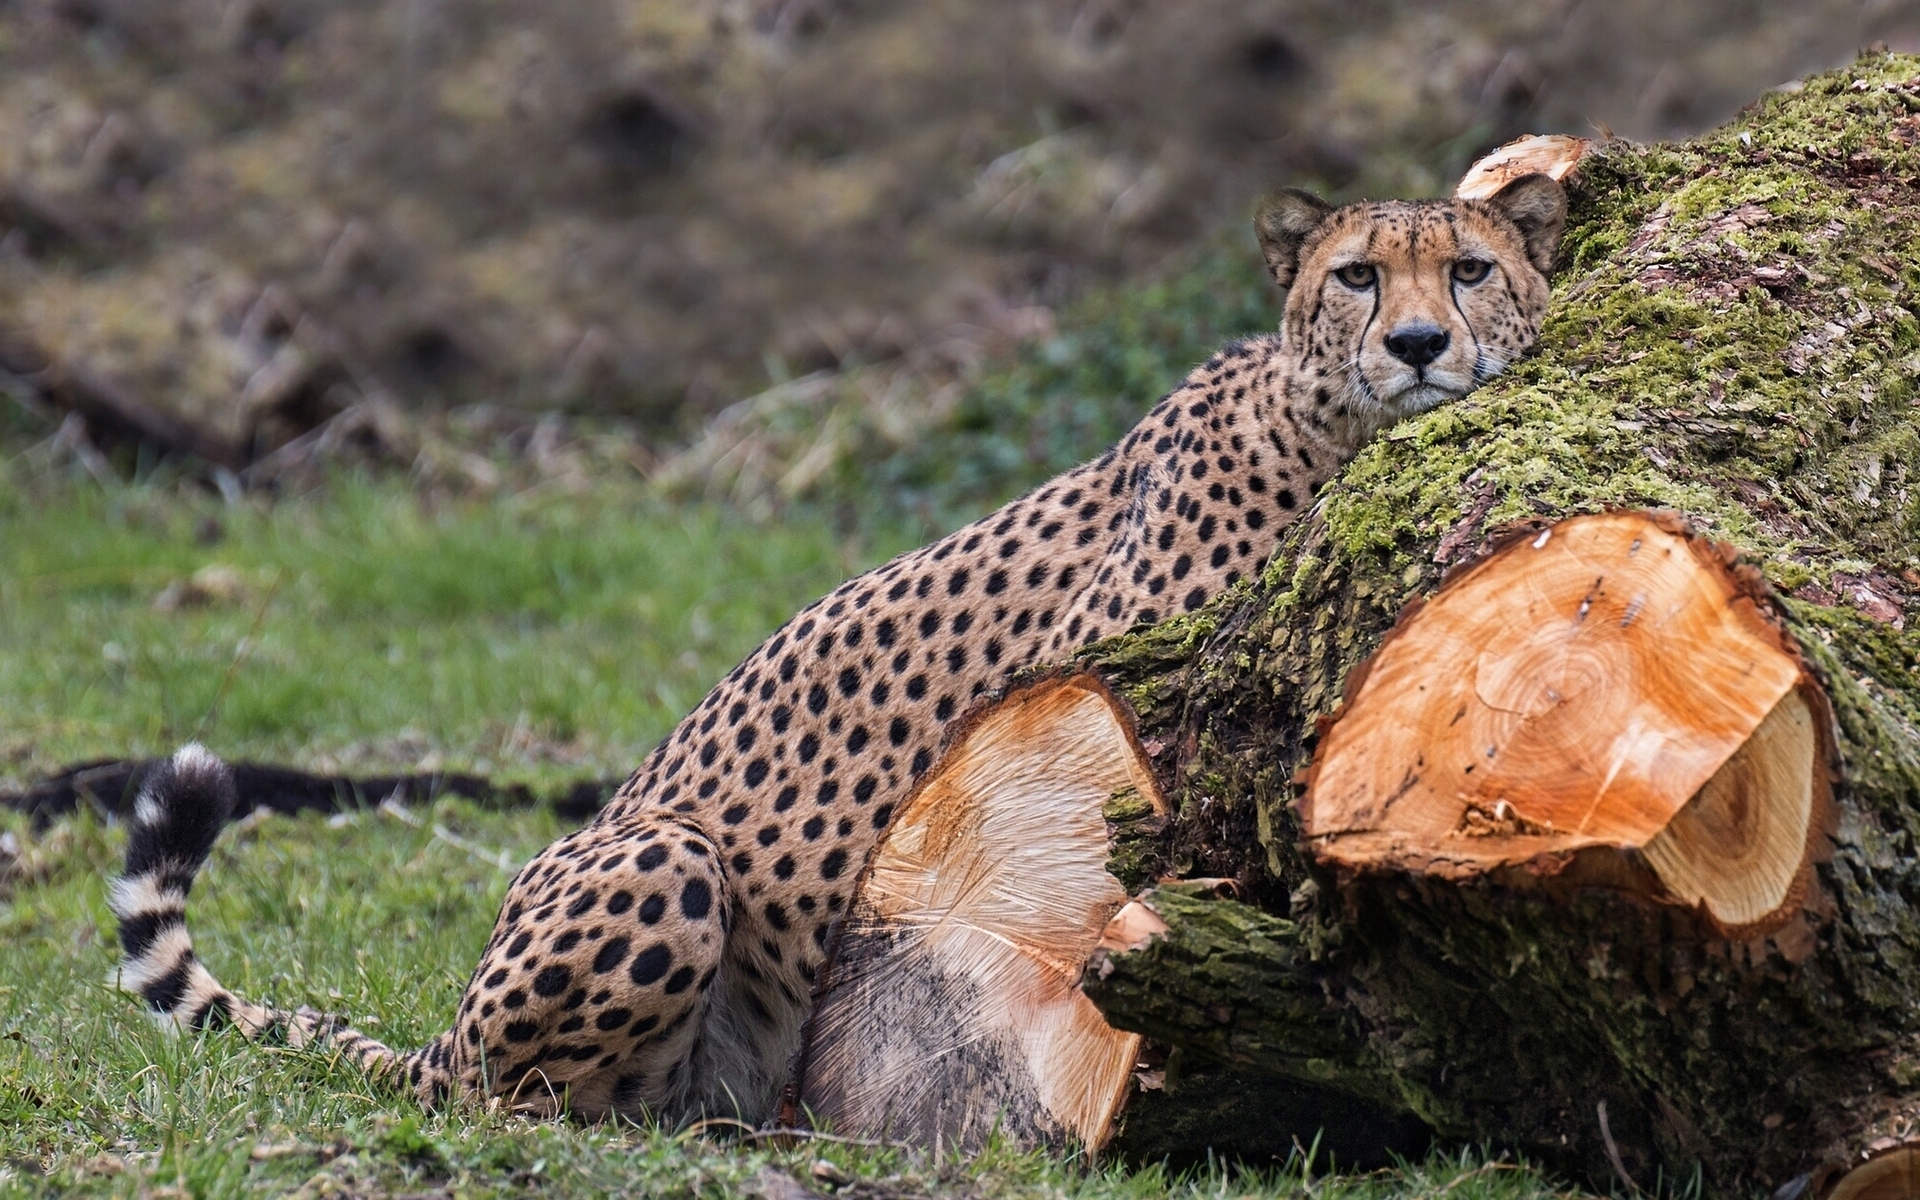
[0,467,917,791]
[0,799,1582,1198]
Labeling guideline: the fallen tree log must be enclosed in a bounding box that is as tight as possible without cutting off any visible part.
[1070,52,1920,1193]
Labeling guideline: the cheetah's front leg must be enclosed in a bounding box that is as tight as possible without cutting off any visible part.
[450,812,731,1120]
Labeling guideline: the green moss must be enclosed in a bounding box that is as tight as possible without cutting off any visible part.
[1084,883,1392,1098]
[1102,784,1168,894]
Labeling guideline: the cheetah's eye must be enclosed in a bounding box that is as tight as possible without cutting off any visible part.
[1333,263,1376,289]
[1452,258,1492,284]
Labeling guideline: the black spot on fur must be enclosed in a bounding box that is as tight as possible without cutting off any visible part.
[593,937,630,973]
[681,878,713,919]
[629,943,672,986]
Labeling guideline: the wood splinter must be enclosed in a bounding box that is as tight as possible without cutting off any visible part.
[784,674,1166,1153]
[1300,510,1835,938]
[1454,133,1595,201]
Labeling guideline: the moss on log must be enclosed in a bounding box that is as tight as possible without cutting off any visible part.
[1081,52,1920,1194]
[1085,883,1394,1105]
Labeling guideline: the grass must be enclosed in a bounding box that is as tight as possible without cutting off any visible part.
[0,466,919,793]
[0,798,1585,1199]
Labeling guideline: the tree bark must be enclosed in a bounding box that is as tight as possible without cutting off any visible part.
[1079,52,1920,1195]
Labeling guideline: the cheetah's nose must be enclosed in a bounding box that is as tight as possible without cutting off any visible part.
[1384,323,1450,369]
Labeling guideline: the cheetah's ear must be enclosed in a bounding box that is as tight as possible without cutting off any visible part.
[1482,172,1567,275]
[1253,188,1334,292]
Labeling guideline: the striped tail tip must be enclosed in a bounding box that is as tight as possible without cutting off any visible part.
[109,744,238,1029]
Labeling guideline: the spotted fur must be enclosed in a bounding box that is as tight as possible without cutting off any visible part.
[111,175,1566,1123]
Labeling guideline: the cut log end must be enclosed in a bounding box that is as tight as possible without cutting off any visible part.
[1826,1145,1920,1200]
[786,673,1165,1153]
[1300,510,1833,937]
[1096,899,1170,958]
[1641,687,1817,930]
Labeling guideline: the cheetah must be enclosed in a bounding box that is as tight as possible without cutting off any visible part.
[110,173,1566,1125]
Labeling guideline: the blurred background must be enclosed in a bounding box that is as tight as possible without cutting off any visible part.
[4,0,1919,516]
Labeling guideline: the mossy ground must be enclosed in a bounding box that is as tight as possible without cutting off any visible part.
[5,0,1885,452]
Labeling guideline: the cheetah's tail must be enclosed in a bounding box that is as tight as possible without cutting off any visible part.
[109,744,455,1100]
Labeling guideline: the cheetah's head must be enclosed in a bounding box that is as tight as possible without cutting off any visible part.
[1254,174,1566,433]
